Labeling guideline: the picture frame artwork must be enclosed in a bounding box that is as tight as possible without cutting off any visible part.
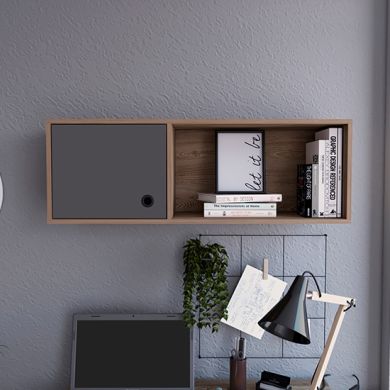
[216,130,265,193]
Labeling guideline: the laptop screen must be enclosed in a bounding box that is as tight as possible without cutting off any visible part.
[71,314,193,390]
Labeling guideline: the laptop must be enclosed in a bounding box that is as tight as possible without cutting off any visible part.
[70,314,193,390]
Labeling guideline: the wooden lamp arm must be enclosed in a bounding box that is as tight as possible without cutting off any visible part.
[308,291,355,306]
[307,292,356,390]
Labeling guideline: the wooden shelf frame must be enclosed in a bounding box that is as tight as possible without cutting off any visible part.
[46,119,352,224]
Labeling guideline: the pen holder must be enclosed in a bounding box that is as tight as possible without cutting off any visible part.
[229,357,246,390]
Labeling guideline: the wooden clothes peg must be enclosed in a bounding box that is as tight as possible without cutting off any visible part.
[262,258,269,280]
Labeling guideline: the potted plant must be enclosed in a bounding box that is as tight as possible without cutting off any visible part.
[182,238,229,332]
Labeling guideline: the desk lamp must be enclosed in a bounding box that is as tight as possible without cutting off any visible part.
[258,271,356,390]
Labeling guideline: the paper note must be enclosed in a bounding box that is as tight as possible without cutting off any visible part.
[221,265,287,339]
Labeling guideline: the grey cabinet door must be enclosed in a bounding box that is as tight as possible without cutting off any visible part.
[51,124,167,219]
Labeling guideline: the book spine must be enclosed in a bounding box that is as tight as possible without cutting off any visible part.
[217,195,282,203]
[305,165,312,217]
[259,385,285,390]
[297,165,304,217]
[259,382,290,390]
[204,209,277,217]
[315,128,338,217]
[318,143,325,217]
[311,164,319,217]
[337,127,343,217]
[323,139,336,218]
[297,165,312,217]
[306,141,325,217]
[204,203,276,210]
[198,194,283,203]
[329,133,337,217]
[323,140,332,217]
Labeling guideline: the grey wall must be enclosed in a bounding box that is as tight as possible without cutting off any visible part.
[382,2,390,388]
[0,1,386,389]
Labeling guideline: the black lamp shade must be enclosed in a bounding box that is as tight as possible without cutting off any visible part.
[258,275,311,344]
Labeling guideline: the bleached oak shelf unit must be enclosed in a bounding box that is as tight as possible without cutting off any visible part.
[46,119,352,224]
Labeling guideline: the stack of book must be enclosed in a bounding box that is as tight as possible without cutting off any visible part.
[297,127,343,218]
[256,371,291,390]
[198,193,282,218]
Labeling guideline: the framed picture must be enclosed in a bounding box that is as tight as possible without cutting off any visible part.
[215,130,265,193]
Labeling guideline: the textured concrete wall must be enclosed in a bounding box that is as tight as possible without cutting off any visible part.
[0,1,386,389]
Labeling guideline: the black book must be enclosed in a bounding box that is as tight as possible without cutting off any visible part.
[297,164,313,217]
[256,371,291,389]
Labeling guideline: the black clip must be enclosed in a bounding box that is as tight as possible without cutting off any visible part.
[321,373,359,389]
[349,374,360,389]
[318,374,331,390]
[344,298,356,312]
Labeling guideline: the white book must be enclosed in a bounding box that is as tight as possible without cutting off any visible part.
[198,193,282,203]
[337,127,343,217]
[315,128,338,217]
[259,384,291,390]
[306,140,326,217]
[204,209,277,218]
[204,202,276,210]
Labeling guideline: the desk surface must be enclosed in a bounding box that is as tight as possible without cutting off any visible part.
[196,379,330,390]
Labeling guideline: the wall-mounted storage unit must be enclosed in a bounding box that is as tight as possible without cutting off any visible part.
[46,119,352,224]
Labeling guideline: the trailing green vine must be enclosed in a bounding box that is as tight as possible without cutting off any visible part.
[182,238,229,332]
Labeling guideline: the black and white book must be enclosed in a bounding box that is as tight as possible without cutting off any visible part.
[337,127,343,217]
[315,128,339,217]
[198,193,282,203]
[306,140,326,217]
[297,164,312,218]
[323,140,334,217]
[204,202,276,210]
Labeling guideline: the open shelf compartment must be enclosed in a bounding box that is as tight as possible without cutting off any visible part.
[171,119,351,224]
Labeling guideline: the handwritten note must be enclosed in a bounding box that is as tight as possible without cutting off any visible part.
[217,132,264,192]
[221,265,287,339]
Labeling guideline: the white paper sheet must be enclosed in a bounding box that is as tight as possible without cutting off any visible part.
[221,265,287,339]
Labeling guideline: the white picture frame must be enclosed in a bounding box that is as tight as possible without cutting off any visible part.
[216,130,265,193]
